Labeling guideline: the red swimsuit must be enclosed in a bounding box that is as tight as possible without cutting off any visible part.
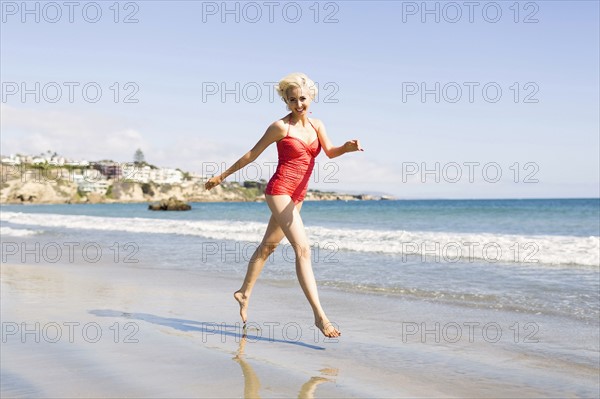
[265,117,321,203]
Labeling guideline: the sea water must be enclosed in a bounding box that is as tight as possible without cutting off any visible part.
[1,199,599,323]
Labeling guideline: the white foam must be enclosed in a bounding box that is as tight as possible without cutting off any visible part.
[0,226,41,237]
[1,212,598,267]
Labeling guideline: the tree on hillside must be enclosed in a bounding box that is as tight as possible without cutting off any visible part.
[134,148,145,165]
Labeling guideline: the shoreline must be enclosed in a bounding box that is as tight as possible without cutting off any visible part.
[2,197,598,206]
[2,260,598,398]
[0,190,387,206]
[0,169,393,205]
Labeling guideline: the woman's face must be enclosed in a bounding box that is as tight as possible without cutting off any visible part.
[285,86,312,116]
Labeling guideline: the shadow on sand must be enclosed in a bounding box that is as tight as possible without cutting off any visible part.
[89,309,325,350]
[89,309,338,397]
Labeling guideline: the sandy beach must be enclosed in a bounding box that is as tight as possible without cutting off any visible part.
[2,258,598,398]
[2,0,598,395]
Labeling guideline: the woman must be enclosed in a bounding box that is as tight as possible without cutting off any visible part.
[205,73,363,338]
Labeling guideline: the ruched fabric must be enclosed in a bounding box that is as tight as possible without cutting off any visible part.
[265,119,321,203]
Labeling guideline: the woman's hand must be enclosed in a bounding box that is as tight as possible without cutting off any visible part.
[205,175,223,190]
[344,139,364,153]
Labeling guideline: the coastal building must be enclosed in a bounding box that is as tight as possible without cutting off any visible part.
[48,157,66,166]
[120,163,184,184]
[121,163,152,182]
[64,160,90,167]
[93,162,122,179]
[77,179,110,195]
[1,153,89,168]
[73,173,110,195]
[150,168,184,184]
[2,152,184,187]
[1,155,21,165]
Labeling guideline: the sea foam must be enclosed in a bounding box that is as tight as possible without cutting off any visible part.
[1,212,598,267]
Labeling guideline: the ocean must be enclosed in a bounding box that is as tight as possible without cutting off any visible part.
[1,198,599,325]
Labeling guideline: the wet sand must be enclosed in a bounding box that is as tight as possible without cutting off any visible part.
[1,262,598,398]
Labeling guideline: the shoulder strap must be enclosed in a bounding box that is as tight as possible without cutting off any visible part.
[308,118,318,134]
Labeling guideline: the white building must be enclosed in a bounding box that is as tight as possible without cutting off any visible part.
[78,180,110,195]
[121,163,183,184]
[64,160,90,167]
[73,172,110,195]
[150,168,184,184]
[1,155,21,165]
[1,152,89,167]
[121,164,151,183]
[47,157,65,166]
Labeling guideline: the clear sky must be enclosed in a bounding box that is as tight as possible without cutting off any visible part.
[1,0,598,198]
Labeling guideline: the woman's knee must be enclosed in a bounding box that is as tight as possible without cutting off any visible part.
[291,242,311,259]
[257,241,279,259]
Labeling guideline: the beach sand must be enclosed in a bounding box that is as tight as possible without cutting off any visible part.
[1,261,598,398]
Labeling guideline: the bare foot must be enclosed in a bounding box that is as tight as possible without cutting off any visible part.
[233,291,248,323]
[315,317,341,338]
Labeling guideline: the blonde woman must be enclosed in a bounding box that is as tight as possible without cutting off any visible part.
[205,73,363,338]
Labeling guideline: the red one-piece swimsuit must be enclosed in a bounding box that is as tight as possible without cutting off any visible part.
[265,116,321,203]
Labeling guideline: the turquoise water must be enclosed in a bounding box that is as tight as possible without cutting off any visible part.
[1,199,599,322]
[2,198,599,234]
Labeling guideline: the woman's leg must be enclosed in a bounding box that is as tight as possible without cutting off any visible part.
[234,214,285,323]
[265,195,341,338]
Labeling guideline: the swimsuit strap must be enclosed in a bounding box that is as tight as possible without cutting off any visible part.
[308,119,318,134]
[287,115,318,138]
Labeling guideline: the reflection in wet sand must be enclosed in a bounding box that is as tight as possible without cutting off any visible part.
[233,334,337,399]
[297,376,333,398]
[233,335,261,398]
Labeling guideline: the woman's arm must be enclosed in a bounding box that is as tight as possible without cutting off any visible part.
[314,119,363,159]
[205,122,285,190]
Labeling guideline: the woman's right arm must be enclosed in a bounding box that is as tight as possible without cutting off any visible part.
[205,122,284,190]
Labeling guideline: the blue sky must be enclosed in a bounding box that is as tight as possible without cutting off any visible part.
[1,0,598,198]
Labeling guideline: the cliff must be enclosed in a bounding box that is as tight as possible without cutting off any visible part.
[0,170,376,204]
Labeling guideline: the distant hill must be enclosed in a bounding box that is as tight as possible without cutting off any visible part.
[1,165,377,204]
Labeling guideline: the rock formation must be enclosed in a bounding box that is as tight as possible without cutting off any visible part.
[148,197,191,211]
[1,165,388,204]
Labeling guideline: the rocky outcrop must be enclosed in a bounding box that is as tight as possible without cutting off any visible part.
[0,174,261,204]
[0,166,389,204]
[148,197,191,211]
[1,177,79,204]
[111,181,145,202]
[304,190,375,201]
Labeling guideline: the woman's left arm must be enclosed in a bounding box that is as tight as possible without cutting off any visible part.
[315,119,364,159]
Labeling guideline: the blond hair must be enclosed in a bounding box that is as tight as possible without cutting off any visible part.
[275,73,318,105]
